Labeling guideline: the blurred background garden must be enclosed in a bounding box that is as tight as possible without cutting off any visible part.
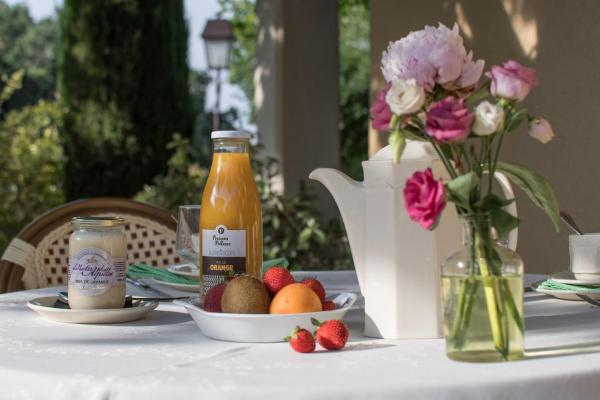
[0,0,370,270]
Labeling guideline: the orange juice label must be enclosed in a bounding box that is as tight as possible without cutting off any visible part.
[201,225,246,290]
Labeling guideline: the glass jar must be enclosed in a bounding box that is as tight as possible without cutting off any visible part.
[68,217,127,309]
[442,214,524,362]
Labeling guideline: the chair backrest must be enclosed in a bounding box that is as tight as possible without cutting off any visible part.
[0,198,179,293]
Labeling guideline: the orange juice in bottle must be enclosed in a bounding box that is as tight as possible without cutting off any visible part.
[200,130,262,297]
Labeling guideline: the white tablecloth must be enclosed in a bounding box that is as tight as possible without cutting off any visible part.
[2,272,600,400]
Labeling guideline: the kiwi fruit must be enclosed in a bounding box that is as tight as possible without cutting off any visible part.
[221,275,270,314]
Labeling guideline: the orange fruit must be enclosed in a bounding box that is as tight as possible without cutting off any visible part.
[269,283,322,314]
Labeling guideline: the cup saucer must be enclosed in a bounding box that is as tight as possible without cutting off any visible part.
[550,270,600,286]
[28,296,158,324]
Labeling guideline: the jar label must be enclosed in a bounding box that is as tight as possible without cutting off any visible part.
[202,225,246,292]
[68,247,126,296]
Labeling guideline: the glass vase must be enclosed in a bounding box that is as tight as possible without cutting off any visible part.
[442,214,524,362]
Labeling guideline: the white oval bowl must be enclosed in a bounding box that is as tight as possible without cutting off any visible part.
[175,292,357,343]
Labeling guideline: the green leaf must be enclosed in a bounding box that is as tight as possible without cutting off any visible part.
[446,172,479,208]
[490,208,520,239]
[476,193,515,212]
[388,130,407,163]
[505,109,527,132]
[298,227,312,243]
[496,161,560,231]
[399,128,427,142]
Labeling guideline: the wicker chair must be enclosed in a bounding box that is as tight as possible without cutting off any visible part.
[0,198,180,293]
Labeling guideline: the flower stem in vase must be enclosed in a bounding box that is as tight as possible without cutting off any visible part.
[474,230,508,359]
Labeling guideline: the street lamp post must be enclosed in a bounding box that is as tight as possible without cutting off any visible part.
[201,17,235,131]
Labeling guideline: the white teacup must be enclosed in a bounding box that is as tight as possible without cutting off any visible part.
[569,234,600,280]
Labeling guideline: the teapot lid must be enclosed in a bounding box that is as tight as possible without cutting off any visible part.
[368,140,437,162]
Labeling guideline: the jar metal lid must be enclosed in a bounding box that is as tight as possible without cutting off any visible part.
[211,130,250,140]
[71,216,125,228]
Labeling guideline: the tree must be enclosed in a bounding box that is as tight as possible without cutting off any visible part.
[339,0,369,180]
[0,72,65,252]
[218,0,256,119]
[58,0,192,199]
[0,0,58,114]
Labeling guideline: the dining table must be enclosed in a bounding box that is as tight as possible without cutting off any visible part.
[2,271,600,400]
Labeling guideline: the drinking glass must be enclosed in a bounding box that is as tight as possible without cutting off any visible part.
[175,205,200,266]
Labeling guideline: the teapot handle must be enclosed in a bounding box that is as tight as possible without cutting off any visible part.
[493,171,518,251]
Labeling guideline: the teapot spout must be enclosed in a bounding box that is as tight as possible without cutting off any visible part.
[309,168,366,290]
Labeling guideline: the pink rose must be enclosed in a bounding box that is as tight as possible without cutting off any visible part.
[486,60,539,102]
[529,118,555,144]
[403,168,446,230]
[370,83,392,131]
[425,96,474,143]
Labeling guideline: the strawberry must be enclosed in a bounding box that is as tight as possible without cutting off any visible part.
[301,277,325,301]
[321,300,336,311]
[263,266,295,295]
[312,318,349,350]
[203,282,227,312]
[285,326,315,353]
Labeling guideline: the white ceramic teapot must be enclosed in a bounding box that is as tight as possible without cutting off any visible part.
[310,141,517,339]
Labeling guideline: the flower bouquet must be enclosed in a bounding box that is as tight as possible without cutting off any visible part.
[371,23,559,361]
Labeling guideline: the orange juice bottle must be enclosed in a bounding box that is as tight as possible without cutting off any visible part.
[200,131,262,297]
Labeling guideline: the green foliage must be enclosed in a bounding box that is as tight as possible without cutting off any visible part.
[0,70,23,112]
[252,148,352,270]
[135,134,208,213]
[218,0,257,117]
[0,0,58,112]
[136,138,352,270]
[58,0,192,199]
[0,97,65,252]
[339,0,369,180]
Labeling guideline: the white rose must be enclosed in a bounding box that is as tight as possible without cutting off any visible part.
[385,79,425,116]
[472,101,505,136]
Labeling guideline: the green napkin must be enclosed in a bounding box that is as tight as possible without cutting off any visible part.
[538,279,600,292]
[127,257,290,285]
[128,263,199,284]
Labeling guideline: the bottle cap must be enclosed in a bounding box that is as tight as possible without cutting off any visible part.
[211,130,251,140]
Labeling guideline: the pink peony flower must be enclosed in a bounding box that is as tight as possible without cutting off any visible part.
[486,60,539,102]
[370,83,392,131]
[403,168,447,230]
[528,118,555,143]
[381,23,484,92]
[425,96,474,143]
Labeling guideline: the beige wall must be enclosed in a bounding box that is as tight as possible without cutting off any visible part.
[255,0,339,216]
[371,0,600,274]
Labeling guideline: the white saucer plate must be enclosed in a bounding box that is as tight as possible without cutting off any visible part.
[167,263,200,278]
[27,296,158,324]
[551,270,600,286]
[151,278,200,292]
[531,280,600,301]
[175,292,358,343]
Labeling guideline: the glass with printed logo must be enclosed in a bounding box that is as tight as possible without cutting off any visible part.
[68,217,127,309]
[199,131,263,297]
